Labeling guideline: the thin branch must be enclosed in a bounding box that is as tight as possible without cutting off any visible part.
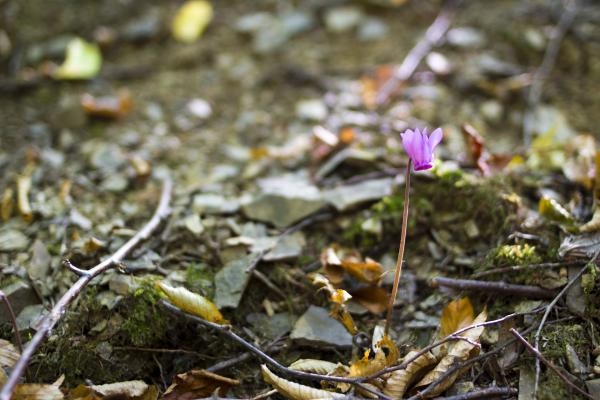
[385,159,411,336]
[0,290,24,352]
[434,386,518,400]
[523,0,578,146]
[431,277,556,299]
[533,262,590,396]
[471,260,584,278]
[510,328,593,399]
[0,176,173,400]
[112,346,209,358]
[376,0,461,106]
[62,259,93,277]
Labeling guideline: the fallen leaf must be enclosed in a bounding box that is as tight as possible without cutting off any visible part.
[70,380,158,400]
[539,196,575,226]
[53,38,102,80]
[172,0,213,43]
[81,90,133,119]
[261,365,345,400]
[163,370,239,400]
[1,187,14,221]
[289,359,339,375]
[13,385,64,400]
[350,286,388,314]
[157,282,227,324]
[440,297,474,338]
[17,175,33,222]
[0,338,19,368]
[382,350,438,399]
[349,335,399,378]
[340,258,383,285]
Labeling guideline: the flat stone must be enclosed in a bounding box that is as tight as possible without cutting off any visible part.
[518,366,535,400]
[585,379,600,400]
[566,265,586,317]
[447,27,486,48]
[295,99,328,121]
[243,193,324,228]
[324,6,363,33]
[314,148,378,180]
[322,178,394,211]
[264,232,306,261]
[0,229,29,252]
[247,312,295,340]
[0,280,41,324]
[16,304,46,331]
[214,254,256,308]
[290,306,352,348]
[28,239,51,280]
[193,194,239,214]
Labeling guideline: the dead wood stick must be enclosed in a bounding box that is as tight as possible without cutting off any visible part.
[510,328,593,399]
[431,277,556,299]
[523,0,578,146]
[433,386,518,400]
[0,290,23,353]
[471,260,585,278]
[375,0,461,106]
[0,176,173,400]
[533,261,591,396]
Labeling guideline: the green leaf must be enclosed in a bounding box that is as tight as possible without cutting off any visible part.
[53,38,102,80]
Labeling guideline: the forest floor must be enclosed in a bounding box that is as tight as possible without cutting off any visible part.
[1,0,600,399]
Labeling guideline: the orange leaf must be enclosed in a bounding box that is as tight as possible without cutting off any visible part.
[340,258,383,284]
[440,297,474,338]
[350,286,388,314]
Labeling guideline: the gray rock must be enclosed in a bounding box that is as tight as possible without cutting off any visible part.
[296,99,328,121]
[518,366,535,400]
[323,178,394,211]
[247,312,296,340]
[314,148,378,180]
[28,239,51,280]
[122,9,162,42]
[566,265,586,317]
[358,18,388,41]
[243,192,324,228]
[109,274,138,296]
[15,304,45,331]
[100,174,128,192]
[447,27,486,48]
[183,214,204,236]
[290,306,352,348]
[474,54,521,77]
[69,208,92,230]
[0,229,29,252]
[186,98,213,119]
[0,280,41,324]
[585,379,600,400]
[264,232,306,261]
[214,254,256,308]
[324,6,363,33]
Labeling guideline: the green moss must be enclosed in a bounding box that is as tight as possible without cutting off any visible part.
[538,370,586,400]
[489,244,541,266]
[186,262,214,297]
[540,323,588,359]
[120,282,168,347]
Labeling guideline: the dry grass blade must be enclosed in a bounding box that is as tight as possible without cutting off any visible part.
[261,365,345,400]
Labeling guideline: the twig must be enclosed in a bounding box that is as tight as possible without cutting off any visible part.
[471,260,584,278]
[62,259,93,277]
[207,336,284,373]
[533,262,590,396]
[0,177,173,400]
[112,346,209,358]
[385,159,411,336]
[433,386,518,400]
[510,328,593,399]
[523,0,578,146]
[0,290,23,353]
[376,0,461,106]
[431,277,556,299]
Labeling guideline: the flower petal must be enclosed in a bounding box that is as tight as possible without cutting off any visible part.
[428,128,443,149]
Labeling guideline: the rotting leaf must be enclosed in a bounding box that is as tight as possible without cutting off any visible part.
[14,376,64,400]
[440,297,474,338]
[53,37,102,80]
[163,370,239,400]
[340,258,384,285]
[382,350,438,399]
[349,335,399,378]
[289,359,339,375]
[539,196,575,226]
[69,380,158,400]
[172,0,213,43]
[312,273,357,334]
[350,286,388,314]
[157,282,227,324]
[261,364,346,400]
[0,338,19,368]
[414,309,487,397]
[81,90,133,119]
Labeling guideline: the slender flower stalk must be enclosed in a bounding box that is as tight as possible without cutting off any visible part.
[384,128,442,336]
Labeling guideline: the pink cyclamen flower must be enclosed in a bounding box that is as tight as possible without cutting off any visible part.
[401,127,443,171]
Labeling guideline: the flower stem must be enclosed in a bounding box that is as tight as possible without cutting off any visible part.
[384,159,411,336]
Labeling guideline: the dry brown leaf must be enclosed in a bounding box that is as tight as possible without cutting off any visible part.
[351,286,388,314]
[349,336,399,378]
[331,303,357,335]
[261,365,345,400]
[81,90,133,119]
[340,258,383,284]
[382,350,438,399]
[163,370,239,400]
[0,338,20,368]
[414,309,488,397]
[440,297,474,338]
[70,380,157,400]
[157,282,227,324]
[17,175,33,222]
[14,377,64,400]
[288,359,339,375]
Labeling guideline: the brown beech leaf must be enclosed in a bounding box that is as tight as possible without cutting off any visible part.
[13,385,64,400]
[289,359,339,375]
[350,286,389,314]
[261,365,345,400]
[163,370,239,400]
[340,258,384,285]
[0,338,20,368]
[440,297,474,338]
[349,336,399,378]
[81,90,133,119]
[382,350,438,399]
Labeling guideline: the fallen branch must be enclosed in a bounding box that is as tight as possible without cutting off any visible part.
[0,176,173,400]
[431,277,556,299]
[0,290,23,353]
[434,386,518,400]
[510,328,593,399]
[471,260,585,278]
[375,0,461,106]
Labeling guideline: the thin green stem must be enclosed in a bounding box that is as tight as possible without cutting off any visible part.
[384,159,411,336]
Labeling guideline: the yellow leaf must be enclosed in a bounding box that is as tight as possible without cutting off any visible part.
[382,350,438,399]
[53,38,102,80]
[157,282,227,324]
[13,384,64,400]
[440,297,474,338]
[330,289,351,304]
[349,335,398,377]
[340,258,383,284]
[261,365,345,400]
[172,1,213,43]
[539,196,575,225]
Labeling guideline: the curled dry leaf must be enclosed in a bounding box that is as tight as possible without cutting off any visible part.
[70,380,158,400]
[349,336,399,378]
[351,286,388,314]
[382,350,438,399]
[413,309,488,398]
[261,365,345,400]
[312,273,357,334]
[440,297,474,338]
[289,359,339,375]
[0,338,20,368]
[157,282,227,324]
[321,246,384,285]
[81,90,133,119]
[13,384,64,400]
[163,369,239,400]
